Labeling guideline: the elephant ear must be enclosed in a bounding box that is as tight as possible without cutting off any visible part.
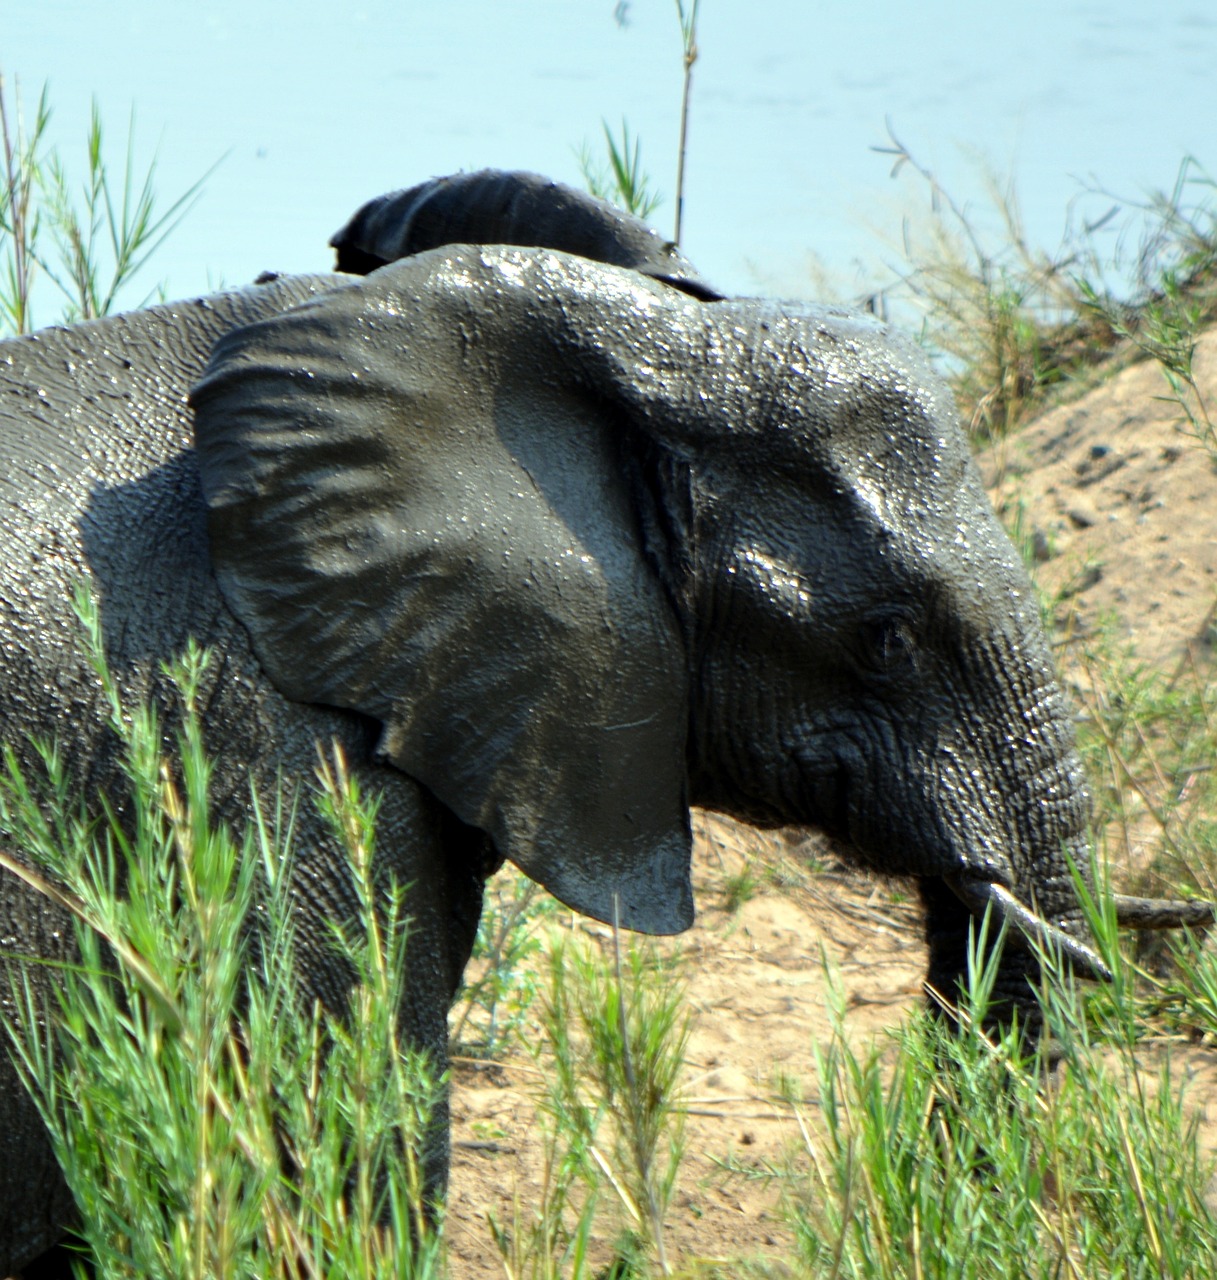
[331,168,723,300]
[190,254,694,934]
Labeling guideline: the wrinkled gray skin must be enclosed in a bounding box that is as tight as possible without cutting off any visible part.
[0,172,1185,1272]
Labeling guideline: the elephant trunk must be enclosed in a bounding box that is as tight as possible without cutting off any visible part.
[945,752,1212,995]
[935,621,1111,985]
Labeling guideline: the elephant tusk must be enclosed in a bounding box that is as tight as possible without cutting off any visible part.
[1112,894,1215,931]
[946,874,1114,983]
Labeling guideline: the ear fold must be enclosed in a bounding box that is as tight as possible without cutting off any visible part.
[331,169,724,300]
[191,252,694,934]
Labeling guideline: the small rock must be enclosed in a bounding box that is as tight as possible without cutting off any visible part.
[1031,529,1053,562]
[1060,563,1103,599]
[1065,503,1099,529]
[1074,451,1126,486]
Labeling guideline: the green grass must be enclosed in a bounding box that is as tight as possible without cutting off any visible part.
[486,931,692,1279]
[12,636,1217,1278]
[577,0,700,243]
[783,965,1217,1277]
[870,136,1217,452]
[0,70,208,335]
[577,119,663,222]
[450,866,559,1060]
[1,604,444,1279]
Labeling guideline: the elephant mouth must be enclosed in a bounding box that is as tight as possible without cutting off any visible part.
[791,741,1214,979]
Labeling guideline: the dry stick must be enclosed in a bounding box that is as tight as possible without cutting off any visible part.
[1167,597,1217,693]
[449,1054,546,1078]
[1079,645,1188,865]
[683,1107,794,1120]
[1118,1108,1165,1269]
[1028,1200,1087,1280]
[0,844,182,1034]
[672,0,699,246]
[1123,688,1173,798]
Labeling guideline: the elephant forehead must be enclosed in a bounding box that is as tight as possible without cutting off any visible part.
[532,302,973,540]
[799,334,959,472]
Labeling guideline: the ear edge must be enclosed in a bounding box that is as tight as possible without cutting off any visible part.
[331,168,724,300]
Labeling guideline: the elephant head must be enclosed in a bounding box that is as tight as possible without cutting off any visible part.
[192,174,1204,1022]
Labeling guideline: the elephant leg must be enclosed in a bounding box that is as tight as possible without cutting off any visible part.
[919,875,1045,1045]
[307,757,498,1206]
[0,860,83,1275]
[403,799,498,1208]
[430,801,503,1007]
[11,1237,93,1279]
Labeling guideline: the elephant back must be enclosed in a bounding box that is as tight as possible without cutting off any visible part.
[0,275,344,492]
[0,274,349,772]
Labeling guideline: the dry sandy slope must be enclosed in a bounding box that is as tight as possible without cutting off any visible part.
[445,824,923,1273]
[443,336,1217,1275]
[981,329,1217,674]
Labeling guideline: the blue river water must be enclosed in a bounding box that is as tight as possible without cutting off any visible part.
[5,1,1216,319]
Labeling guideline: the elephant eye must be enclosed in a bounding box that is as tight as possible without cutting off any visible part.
[858,614,920,678]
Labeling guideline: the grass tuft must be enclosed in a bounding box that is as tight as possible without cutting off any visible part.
[1,598,443,1279]
[871,135,1217,451]
[0,69,210,336]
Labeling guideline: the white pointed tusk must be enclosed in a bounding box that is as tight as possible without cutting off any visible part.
[947,874,1114,983]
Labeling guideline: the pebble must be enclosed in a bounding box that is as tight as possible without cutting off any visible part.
[1065,502,1099,528]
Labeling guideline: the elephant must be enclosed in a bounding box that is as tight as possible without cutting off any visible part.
[0,168,1207,1273]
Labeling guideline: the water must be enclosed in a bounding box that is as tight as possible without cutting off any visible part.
[5,0,1215,318]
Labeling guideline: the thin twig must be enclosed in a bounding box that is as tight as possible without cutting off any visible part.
[672,0,699,245]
